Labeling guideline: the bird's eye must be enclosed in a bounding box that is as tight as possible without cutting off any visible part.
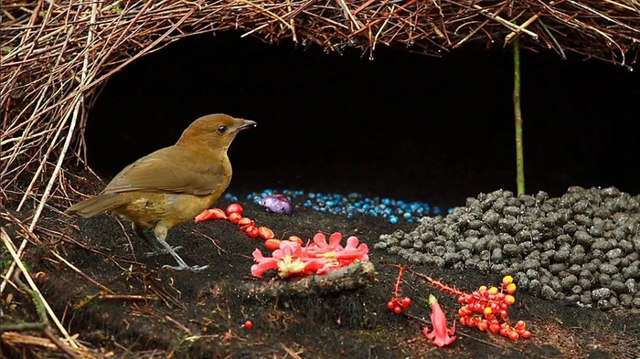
[217,125,227,134]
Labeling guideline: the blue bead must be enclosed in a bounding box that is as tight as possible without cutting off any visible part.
[334,207,342,213]
[347,212,355,219]
[326,200,335,207]
[403,212,411,219]
[389,216,399,224]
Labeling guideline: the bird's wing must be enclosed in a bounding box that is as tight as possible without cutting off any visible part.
[103,146,229,196]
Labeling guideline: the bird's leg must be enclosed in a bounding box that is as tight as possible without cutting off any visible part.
[133,223,183,257]
[152,225,209,272]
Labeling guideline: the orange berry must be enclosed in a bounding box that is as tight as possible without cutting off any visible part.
[238,217,253,226]
[502,275,513,286]
[288,235,303,244]
[483,307,492,316]
[504,295,515,306]
[265,239,281,250]
[488,286,499,295]
[228,212,242,224]
[506,283,517,294]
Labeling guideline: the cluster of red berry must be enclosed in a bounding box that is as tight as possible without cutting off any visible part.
[457,276,531,340]
[387,296,412,314]
[195,203,303,250]
[386,267,413,314]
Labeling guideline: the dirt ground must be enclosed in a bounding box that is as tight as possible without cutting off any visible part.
[2,181,640,359]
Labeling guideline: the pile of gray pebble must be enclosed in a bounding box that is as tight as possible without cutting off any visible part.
[375,186,640,312]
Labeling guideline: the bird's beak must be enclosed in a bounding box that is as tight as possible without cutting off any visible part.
[239,119,257,131]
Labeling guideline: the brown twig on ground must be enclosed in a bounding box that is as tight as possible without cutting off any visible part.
[241,260,376,298]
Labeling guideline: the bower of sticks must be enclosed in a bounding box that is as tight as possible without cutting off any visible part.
[2,0,640,358]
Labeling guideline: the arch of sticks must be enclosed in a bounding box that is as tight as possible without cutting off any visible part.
[2,0,640,227]
[1,0,639,355]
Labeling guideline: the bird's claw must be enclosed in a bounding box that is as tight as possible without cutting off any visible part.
[162,264,210,272]
[143,246,183,257]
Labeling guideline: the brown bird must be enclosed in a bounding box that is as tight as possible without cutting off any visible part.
[65,114,257,271]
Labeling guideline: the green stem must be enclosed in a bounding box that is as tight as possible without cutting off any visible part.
[513,36,525,195]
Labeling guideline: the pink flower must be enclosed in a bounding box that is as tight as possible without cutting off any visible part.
[306,232,343,256]
[423,295,456,347]
[250,249,279,278]
[334,236,369,264]
[250,233,371,279]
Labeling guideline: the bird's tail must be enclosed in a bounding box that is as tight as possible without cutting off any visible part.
[65,193,124,218]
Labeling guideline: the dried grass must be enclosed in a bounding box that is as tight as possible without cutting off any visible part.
[1,2,639,353]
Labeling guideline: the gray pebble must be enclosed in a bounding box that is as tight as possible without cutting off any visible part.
[592,288,611,300]
[619,294,633,307]
[580,293,592,305]
[610,280,627,294]
[561,275,579,290]
[625,279,637,294]
[549,263,566,274]
[541,285,556,300]
[373,242,388,250]
[597,299,612,311]
[599,263,619,275]
[597,273,611,287]
[503,243,520,256]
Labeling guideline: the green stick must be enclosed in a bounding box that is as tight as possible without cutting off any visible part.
[513,36,525,195]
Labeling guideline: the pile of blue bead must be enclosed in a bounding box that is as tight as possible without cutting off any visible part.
[224,189,451,224]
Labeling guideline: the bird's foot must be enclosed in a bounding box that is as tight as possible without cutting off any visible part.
[143,246,183,257]
[162,264,210,272]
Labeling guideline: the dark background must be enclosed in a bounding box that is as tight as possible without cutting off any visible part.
[86,32,640,209]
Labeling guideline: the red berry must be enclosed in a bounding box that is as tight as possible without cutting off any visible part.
[458,296,466,304]
[195,208,227,222]
[244,320,253,330]
[387,301,395,310]
[228,212,242,224]
[477,320,489,331]
[226,203,243,216]
[489,324,500,333]
[520,330,532,339]
[400,297,412,308]
[393,306,402,314]
[508,331,519,340]
[515,320,526,329]
[247,226,260,238]
[459,317,468,326]
[258,226,275,240]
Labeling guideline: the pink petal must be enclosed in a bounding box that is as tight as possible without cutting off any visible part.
[328,232,343,248]
[251,259,279,278]
[312,233,328,247]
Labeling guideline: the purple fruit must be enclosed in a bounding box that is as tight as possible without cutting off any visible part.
[259,194,292,214]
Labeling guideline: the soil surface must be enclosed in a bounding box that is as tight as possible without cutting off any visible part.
[2,181,640,359]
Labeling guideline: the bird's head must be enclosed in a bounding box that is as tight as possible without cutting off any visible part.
[177,113,257,150]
